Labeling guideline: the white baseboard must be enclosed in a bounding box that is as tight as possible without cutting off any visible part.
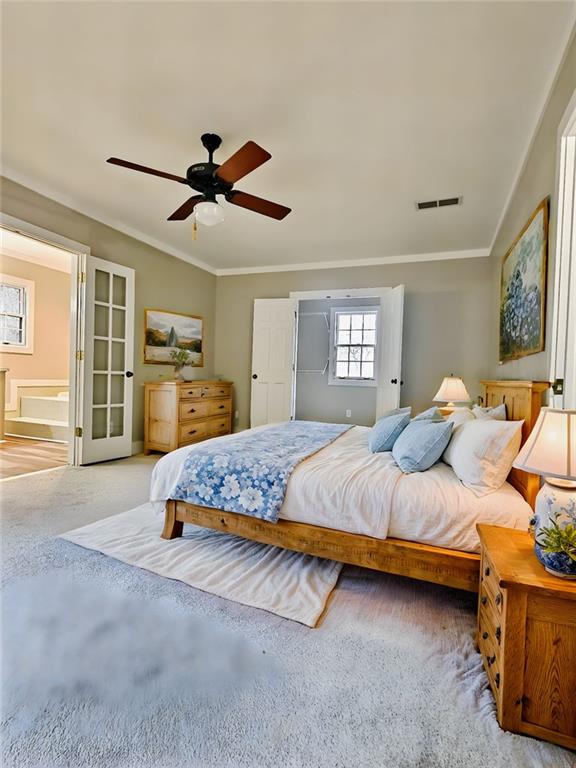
[132,440,144,455]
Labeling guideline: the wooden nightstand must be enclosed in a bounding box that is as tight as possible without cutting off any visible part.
[476,524,576,749]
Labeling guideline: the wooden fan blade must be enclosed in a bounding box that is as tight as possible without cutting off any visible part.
[227,191,291,220]
[215,142,271,184]
[167,195,205,221]
[107,157,187,184]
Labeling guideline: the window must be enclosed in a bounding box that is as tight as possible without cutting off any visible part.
[0,275,34,354]
[329,307,379,385]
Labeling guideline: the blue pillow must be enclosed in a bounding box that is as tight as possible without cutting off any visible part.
[368,412,411,453]
[413,406,445,422]
[392,420,453,473]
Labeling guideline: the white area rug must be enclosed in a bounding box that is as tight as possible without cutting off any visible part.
[60,503,342,627]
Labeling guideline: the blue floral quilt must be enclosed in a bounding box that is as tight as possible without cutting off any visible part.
[170,421,352,523]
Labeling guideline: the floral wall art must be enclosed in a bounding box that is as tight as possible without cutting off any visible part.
[499,198,548,363]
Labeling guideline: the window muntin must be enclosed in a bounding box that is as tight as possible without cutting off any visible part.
[330,308,379,384]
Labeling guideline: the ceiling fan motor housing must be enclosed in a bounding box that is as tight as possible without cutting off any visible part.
[186,162,232,200]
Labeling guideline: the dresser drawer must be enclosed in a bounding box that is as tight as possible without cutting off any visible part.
[179,385,203,400]
[179,420,210,443]
[478,605,502,648]
[179,401,211,421]
[207,398,231,417]
[208,415,231,436]
[202,384,230,399]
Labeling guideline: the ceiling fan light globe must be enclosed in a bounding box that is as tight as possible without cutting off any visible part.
[194,201,225,227]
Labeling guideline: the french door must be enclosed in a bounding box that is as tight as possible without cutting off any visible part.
[77,255,135,464]
[250,298,298,427]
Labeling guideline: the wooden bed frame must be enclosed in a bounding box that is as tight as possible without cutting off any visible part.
[162,380,549,593]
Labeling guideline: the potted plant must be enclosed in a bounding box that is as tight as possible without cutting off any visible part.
[169,348,193,381]
[534,499,576,579]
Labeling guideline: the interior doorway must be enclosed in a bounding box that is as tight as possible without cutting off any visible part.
[0,226,77,478]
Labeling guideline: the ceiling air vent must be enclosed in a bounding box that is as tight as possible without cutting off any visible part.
[416,196,462,211]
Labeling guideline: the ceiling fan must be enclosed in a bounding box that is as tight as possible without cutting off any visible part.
[106,133,291,227]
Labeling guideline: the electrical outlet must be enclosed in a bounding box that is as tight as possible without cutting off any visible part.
[345,409,352,418]
[234,410,239,421]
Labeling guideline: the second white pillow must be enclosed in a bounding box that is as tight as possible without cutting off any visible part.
[442,419,523,496]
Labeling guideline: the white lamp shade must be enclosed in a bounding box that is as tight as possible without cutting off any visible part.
[513,408,576,481]
[433,376,470,403]
[194,201,225,227]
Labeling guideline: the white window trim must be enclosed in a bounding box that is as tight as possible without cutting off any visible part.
[0,273,35,354]
[328,305,380,388]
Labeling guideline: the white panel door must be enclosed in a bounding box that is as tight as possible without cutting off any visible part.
[376,285,405,417]
[78,255,135,464]
[250,298,298,427]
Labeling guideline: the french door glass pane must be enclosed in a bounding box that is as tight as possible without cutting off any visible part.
[111,341,125,372]
[92,408,107,439]
[110,375,124,404]
[94,340,108,371]
[112,275,126,307]
[93,374,108,405]
[95,270,110,303]
[94,304,109,337]
[110,407,124,437]
[112,308,126,339]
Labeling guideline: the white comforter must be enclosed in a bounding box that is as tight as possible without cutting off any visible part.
[150,425,533,554]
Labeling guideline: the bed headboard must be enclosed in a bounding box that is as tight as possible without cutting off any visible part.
[480,380,549,508]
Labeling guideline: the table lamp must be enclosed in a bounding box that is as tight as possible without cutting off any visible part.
[513,408,576,579]
[433,375,471,413]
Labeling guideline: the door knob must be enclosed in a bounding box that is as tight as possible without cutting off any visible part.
[252,374,258,380]
[125,371,134,378]
[391,378,397,384]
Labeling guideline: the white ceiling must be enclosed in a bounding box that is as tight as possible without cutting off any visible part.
[1,2,575,274]
[0,228,73,273]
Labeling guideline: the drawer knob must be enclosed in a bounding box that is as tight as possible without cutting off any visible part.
[481,596,488,606]
[495,673,500,689]
[495,593,502,606]
[189,409,196,414]
[495,626,501,642]
[487,654,496,667]
[218,404,225,409]
[482,631,489,640]
[484,566,490,577]
[188,430,197,435]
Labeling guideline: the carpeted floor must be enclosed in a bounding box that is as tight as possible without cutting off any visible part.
[1,456,574,768]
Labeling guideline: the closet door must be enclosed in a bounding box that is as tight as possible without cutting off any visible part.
[376,285,404,416]
[250,298,298,427]
[77,255,135,464]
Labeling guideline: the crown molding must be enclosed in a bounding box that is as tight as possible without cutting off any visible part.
[2,171,490,277]
[1,168,218,275]
[213,248,490,276]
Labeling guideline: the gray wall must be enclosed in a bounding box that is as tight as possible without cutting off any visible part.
[1,177,217,444]
[489,32,576,383]
[215,258,492,431]
[296,297,377,426]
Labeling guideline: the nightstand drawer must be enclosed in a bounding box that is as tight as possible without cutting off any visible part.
[479,580,504,618]
[478,606,502,649]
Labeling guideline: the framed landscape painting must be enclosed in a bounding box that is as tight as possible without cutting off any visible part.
[499,198,548,363]
[144,309,203,366]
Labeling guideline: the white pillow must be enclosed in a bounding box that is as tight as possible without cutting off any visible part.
[446,408,476,428]
[442,419,523,496]
[472,403,507,421]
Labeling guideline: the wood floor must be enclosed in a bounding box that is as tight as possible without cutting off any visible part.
[0,436,69,479]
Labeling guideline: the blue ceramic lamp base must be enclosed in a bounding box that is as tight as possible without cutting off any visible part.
[533,480,576,579]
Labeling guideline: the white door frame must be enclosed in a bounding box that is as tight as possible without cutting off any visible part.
[290,286,404,419]
[0,212,90,465]
[549,88,576,408]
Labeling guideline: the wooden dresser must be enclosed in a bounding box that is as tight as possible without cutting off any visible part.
[476,524,576,749]
[144,380,233,454]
